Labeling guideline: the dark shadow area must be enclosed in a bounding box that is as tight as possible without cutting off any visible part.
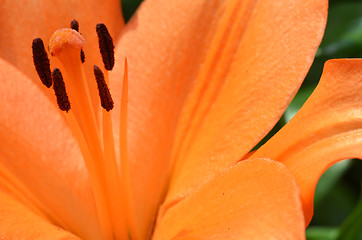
[122,0,144,22]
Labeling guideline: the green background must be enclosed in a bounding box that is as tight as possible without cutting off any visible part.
[121,0,362,239]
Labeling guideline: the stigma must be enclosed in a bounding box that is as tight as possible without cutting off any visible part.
[48,28,84,57]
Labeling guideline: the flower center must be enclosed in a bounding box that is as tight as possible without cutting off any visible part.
[32,20,138,240]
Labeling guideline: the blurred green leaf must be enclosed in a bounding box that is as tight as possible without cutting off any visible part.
[311,178,357,226]
[122,0,143,22]
[313,160,352,207]
[337,189,362,240]
[307,227,338,240]
[318,2,362,58]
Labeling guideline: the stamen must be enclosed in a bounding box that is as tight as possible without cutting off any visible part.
[32,38,52,88]
[80,50,86,63]
[96,23,115,71]
[94,65,114,111]
[120,58,139,240]
[70,19,79,32]
[52,68,71,112]
[70,20,86,63]
[96,66,128,238]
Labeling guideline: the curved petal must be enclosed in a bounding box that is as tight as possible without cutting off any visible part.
[0,190,80,240]
[111,0,327,233]
[0,0,124,108]
[253,59,362,225]
[167,0,328,207]
[153,158,305,240]
[0,58,102,239]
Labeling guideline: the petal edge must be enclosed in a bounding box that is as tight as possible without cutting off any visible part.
[253,59,362,225]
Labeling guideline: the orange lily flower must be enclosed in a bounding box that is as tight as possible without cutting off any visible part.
[0,0,361,239]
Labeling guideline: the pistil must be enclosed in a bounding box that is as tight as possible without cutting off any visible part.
[32,21,135,240]
[48,28,114,239]
[64,109,113,240]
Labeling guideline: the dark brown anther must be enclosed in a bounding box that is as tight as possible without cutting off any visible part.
[32,38,52,88]
[52,68,71,112]
[70,19,79,32]
[70,20,86,63]
[96,23,115,71]
[93,65,114,111]
[80,49,85,63]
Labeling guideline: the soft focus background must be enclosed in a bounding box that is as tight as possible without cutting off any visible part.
[121,0,362,239]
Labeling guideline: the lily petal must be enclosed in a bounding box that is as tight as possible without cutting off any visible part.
[253,59,362,225]
[0,0,124,108]
[112,0,327,232]
[167,0,328,207]
[112,0,327,235]
[0,190,80,239]
[0,58,102,239]
[153,158,305,240]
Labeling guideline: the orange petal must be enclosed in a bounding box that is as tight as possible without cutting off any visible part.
[253,59,362,225]
[110,0,327,236]
[0,58,102,239]
[153,158,305,240]
[0,190,80,239]
[0,0,124,108]
[167,0,329,207]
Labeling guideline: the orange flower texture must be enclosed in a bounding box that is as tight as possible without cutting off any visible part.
[0,0,361,239]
